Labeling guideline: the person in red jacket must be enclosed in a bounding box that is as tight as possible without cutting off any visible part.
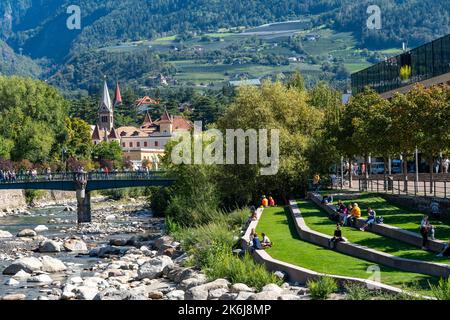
[268,196,275,206]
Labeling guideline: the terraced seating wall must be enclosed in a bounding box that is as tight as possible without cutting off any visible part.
[289,199,450,278]
[308,192,446,253]
[240,207,404,294]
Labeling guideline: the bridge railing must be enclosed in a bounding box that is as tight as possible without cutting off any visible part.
[0,171,172,184]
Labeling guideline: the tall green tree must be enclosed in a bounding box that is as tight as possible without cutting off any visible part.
[65,117,93,160]
[0,76,68,162]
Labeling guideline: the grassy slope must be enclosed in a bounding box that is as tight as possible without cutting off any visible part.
[298,200,450,265]
[256,206,438,293]
[97,22,400,85]
[347,194,450,241]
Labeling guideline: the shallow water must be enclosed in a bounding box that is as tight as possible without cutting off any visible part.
[0,203,150,299]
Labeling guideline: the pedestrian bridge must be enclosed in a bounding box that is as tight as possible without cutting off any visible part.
[0,171,175,192]
[0,171,175,223]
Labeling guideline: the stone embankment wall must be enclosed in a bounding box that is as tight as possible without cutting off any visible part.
[0,190,76,210]
[0,190,26,210]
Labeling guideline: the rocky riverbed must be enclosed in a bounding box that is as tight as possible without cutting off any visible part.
[0,198,319,301]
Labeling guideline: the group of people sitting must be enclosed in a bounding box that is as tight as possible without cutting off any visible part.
[248,229,272,251]
[261,195,276,208]
[328,199,379,231]
[244,204,273,251]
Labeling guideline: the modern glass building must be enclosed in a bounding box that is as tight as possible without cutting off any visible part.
[351,34,450,98]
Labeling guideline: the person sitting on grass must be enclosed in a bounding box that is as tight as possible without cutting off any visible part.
[337,201,348,225]
[437,241,450,257]
[261,232,272,248]
[321,194,334,204]
[360,207,376,231]
[248,228,256,247]
[342,204,353,226]
[268,196,276,207]
[348,203,361,227]
[252,233,263,251]
[261,195,269,208]
[329,224,345,249]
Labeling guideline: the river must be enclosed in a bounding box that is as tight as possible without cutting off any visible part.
[0,199,162,300]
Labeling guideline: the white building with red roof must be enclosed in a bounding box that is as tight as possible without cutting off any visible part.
[91,80,193,168]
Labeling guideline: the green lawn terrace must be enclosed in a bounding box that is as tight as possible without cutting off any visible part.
[256,206,439,294]
[320,192,450,242]
[296,199,450,266]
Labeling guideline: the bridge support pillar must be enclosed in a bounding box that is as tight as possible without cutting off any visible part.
[75,174,91,223]
[76,189,91,223]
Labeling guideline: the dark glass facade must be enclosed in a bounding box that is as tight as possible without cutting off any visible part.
[351,34,450,94]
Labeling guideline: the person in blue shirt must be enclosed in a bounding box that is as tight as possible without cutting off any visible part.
[360,208,376,231]
[252,233,263,250]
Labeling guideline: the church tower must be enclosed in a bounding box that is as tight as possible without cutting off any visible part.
[98,81,114,132]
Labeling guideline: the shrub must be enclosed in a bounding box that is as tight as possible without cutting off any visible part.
[205,247,282,291]
[307,276,338,300]
[429,278,450,300]
[148,187,170,217]
[174,218,281,290]
[24,189,47,205]
[166,216,181,234]
[344,283,372,300]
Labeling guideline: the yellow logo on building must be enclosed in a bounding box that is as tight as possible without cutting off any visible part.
[400,65,412,81]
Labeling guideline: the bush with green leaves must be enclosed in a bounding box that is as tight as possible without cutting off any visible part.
[307,276,338,300]
[24,190,47,205]
[429,277,450,300]
[344,283,372,300]
[173,213,281,291]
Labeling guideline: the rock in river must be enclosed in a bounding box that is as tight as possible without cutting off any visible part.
[4,278,20,286]
[38,240,61,253]
[41,256,67,273]
[17,229,37,237]
[34,225,49,233]
[28,274,53,284]
[63,239,88,252]
[2,294,26,300]
[0,230,13,238]
[3,257,43,275]
[137,255,174,280]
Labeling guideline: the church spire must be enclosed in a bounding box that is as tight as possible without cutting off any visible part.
[99,80,113,112]
[113,80,122,108]
[98,80,114,132]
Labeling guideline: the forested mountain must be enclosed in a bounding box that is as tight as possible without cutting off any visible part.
[0,0,448,91]
[0,40,42,77]
[2,0,449,60]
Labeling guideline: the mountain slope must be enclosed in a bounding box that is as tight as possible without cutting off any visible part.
[0,40,42,77]
[2,0,448,62]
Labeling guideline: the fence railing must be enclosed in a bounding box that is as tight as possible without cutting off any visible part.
[356,177,450,199]
[0,171,171,184]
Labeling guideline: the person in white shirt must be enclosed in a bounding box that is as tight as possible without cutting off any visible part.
[261,233,272,248]
[443,158,449,173]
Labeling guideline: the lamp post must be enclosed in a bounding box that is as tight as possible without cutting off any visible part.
[62,147,67,173]
[415,147,419,194]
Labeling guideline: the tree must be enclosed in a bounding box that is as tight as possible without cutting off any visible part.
[334,87,391,188]
[65,117,93,160]
[408,85,450,192]
[92,141,123,168]
[0,76,68,162]
[216,81,323,204]
[0,136,13,159]
[307,82,343,175]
